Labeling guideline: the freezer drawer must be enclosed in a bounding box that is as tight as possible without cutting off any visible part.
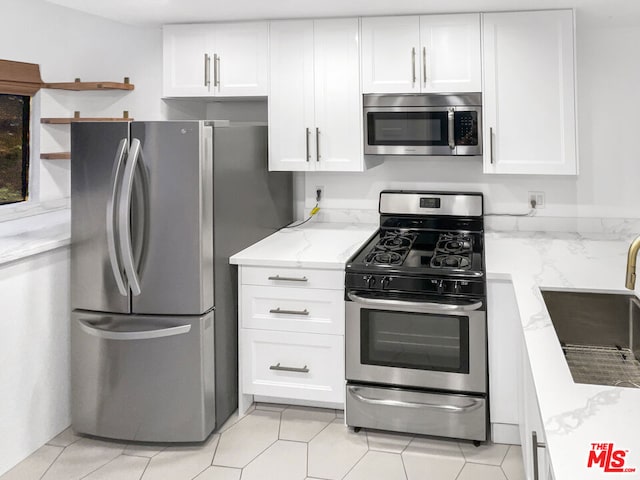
[346,384,487,441]
[71,310,215,442]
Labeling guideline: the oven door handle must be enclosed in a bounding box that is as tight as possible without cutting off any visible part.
[349,388,483,413]
[347,293,483,313]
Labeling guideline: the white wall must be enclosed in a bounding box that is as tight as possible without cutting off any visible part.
[303,10,640,221]
[0,248,70,477]
[0,0,164,203]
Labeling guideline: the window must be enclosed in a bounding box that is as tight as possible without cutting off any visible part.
[0,93,29,204]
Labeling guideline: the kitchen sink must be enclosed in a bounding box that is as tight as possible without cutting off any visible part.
[541,290,640,388]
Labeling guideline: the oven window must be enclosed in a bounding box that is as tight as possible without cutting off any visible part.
[361,309,469,374]
[367,112,448,146]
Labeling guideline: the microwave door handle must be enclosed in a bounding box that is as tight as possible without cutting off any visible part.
[347,293,483,313]
[448,108,455,150]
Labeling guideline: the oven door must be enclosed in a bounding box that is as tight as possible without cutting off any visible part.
[345,292,486,394]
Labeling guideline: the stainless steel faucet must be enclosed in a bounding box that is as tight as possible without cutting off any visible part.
[626,235,640,289]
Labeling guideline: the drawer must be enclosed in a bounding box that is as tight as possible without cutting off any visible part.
[241,329,344,404]
[241,285,344,335]
[241,265,344,290]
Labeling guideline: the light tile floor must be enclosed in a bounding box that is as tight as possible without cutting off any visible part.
[1,404,525,480]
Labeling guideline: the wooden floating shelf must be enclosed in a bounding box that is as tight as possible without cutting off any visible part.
[42,77,134,91]
[40,152,71,160]
[41,117,134,124]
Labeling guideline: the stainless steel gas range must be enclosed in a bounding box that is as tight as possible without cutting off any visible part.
[344,190,487,442]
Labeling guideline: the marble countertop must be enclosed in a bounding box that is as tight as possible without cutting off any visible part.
[229,221,378,269]
[0,208,71,265]
[486,231,640,480]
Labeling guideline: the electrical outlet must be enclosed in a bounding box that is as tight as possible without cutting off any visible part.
[528,191,545,209]
[315,186,324,203]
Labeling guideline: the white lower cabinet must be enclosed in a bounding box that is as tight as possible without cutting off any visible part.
[241,329,344,403]
[487,279,522,444]
[520,341,552,480]
[489,278,553,479]
[238,265,346,413]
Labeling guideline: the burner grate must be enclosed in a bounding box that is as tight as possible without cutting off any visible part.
[563,344,640,388]
[364,230,417,266]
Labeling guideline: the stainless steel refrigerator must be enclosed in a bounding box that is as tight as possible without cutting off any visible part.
[70,121,292,442]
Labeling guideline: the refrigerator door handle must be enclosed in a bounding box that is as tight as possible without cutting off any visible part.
[106,138,129,296]
[77,318,191,340]
[118,138,142,296]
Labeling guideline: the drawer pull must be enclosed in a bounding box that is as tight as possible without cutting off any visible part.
[269,362,309,373]
[267,275,308,282]
[269,307,309,316]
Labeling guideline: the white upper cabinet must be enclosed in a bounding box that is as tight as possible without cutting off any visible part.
[361,14,481,94]
[163,24,211,97]
[268,20,315,171]
[482,10,577,175]
[162,22,268,98]
[361,16,420,93]
[419,14,481,92]
[269,18,363,172]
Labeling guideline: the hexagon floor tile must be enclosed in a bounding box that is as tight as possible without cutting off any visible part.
[3,406,527,480]
[307,420,368,480]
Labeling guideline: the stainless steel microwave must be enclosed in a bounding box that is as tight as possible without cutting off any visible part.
[363,93,482,156]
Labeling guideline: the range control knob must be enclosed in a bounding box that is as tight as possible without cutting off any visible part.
[363,275,376,288]
[453,281,461,294]
[382,276,391,289]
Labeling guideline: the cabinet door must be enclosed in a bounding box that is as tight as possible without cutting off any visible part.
[213,22,268,97]
[314,18,363,172]
[487,279,521,442]
[419,14,481,92]
[483,10,577,175]
[162,24,212,97]
[268,20,315,171]
[520,336,550,480]
[361,16,421,93]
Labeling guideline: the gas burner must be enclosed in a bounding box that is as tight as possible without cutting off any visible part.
[378,230,417,251]
[430,254,471,270]
[434,233,473,255]
[365,250,403,265]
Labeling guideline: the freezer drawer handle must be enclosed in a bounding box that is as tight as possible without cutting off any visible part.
[269,307,309,316]
[349,387,483,413]
[106,138,129,296]
[77,319,191,341]
[267,275,308,282]
[269,362,309,373]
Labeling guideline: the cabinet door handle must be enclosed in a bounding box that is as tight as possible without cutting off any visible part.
[215,54,221,91]
[411,47,416,86]
[269,362,309,373]
[423,46,427,86]
[269,307,309,316]
[490,127,495,164]
[316,128,320,162]
[305,128,311,162]
[531,431,547,480]
[268,275,308,282]
[204,53,211,87]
